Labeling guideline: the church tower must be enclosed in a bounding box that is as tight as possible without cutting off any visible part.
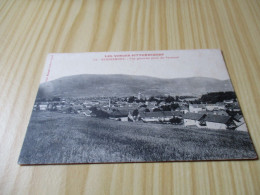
[108,98,111,109]
[138,92,141,100]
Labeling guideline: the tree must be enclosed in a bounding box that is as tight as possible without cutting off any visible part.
[170,117,182,124]
[161,105,171,111]
[133,109,139,116]
[128,96,135,103]
[144,108,150,112]
[153,108,161,112]
[170,103,179,110]
[165,96,175,103]
[89,106,98,112]
[52,97,61,101]
[136,98,145,103]
[148,96,156,102]
[200,92,236,103]
[66,107,73,114]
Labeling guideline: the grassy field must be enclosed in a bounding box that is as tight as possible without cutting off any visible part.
[19,111,257,164]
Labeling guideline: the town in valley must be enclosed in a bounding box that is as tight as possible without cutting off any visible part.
[34,91,247,132]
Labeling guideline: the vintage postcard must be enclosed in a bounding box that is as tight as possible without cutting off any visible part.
[18,49,257,164]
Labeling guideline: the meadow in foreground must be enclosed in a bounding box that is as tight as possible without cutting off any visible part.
[19,111,256,164]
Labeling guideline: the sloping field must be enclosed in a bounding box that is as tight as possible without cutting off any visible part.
[19,112,257,164]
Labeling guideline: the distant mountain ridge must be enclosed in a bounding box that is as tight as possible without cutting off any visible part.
[36,74,234,99]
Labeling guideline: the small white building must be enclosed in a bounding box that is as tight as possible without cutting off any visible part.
[56,105,62,111]
[176,106,189,114]
[139,111,175,122]
[140,112,164,122]
[206,104,219,111]
[39,103,48,111]
[213,110,229,116]
[189,104,206,113]
[82,110,92,117]
[224,100,234,104]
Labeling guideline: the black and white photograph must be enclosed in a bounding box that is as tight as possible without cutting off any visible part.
[18,49,257,164]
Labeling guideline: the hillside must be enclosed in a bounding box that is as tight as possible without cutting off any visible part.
[36,74,234,98]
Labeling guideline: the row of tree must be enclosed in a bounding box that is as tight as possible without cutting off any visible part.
[199,92,236,104]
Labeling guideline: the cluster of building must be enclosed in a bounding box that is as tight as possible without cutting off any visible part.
[34,94,247,132]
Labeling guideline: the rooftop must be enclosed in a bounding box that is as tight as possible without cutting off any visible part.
[109,110,129,117]
[189,104,206,108]
[204,114,231,124]
[183,113,205,120]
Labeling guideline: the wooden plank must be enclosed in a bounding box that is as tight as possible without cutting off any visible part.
[0,0,259,194]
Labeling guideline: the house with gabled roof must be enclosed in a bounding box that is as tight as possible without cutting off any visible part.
[109,109,129,121]
[233,114,247,131]
[213,110,229,116]
[73,105,84,113]
[236,123,247,132]
[202,114,234,130]
[183,113,206,127]
[233,114,245,125]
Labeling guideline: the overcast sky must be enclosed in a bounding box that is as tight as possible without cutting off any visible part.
[40,49,230,83]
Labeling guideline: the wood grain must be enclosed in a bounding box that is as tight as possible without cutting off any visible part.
[0,0,260,194]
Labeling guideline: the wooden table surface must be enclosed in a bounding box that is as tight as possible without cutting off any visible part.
[1,0,260,194]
